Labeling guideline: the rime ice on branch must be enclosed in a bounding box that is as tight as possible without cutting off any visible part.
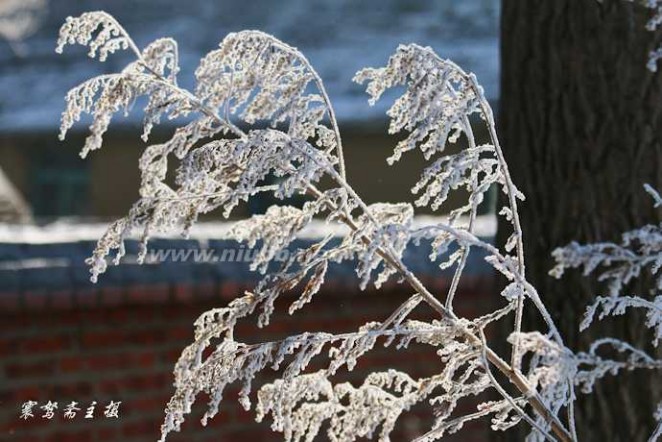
[551,185,662,438]
[56,10,662,442]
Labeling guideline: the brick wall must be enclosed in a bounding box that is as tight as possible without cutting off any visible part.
[0,275,495,442]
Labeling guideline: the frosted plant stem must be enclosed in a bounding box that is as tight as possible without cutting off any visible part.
[402,48,548,378]
[338,219,573,440]
[264,36,346,180]
[476,94,527,368]
[412,224,563,341]
[480,103,536,375]
[485,347,572,441]
[445,115,479,310]
[303,183,572,440]
[377,294,422,331]
[425,52,530,369]
[417,51,525,276]
[478,329,558,441]
[568,384,578,442]
[649,420,662,442]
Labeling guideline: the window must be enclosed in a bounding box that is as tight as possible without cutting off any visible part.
[30,147,89,218]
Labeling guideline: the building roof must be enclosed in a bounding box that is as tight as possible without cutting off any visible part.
[0,0,499,133]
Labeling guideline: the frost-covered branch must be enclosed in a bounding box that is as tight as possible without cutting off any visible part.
[580,296,662,345]
[550,205,662,298]
[57,12,583,442]
[552,185,662,436]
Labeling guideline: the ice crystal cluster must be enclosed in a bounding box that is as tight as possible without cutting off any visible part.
[56,11,662,442]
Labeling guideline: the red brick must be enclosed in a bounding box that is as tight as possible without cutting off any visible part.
[161,304,197,321]
[86,354,122,371]
[0,281,494,442]
[73,288,97,305]
[85,308,115,322]
[11,386,40,401]
[136,352,156,368]
[173,284,195,303]
[130,305,157,322]
[6,360,55,378]
[82,352,153,371]
[43,429,93,442]
[49,291,73,310]
[75,290,98,309]
[99,372,172,395]
[100,287,125,307]
[23,291,48,310]
[3,413,52,432]
[4,433,43,442]
[127,284,170,305]
[123,372,172,392]
[0,315,30,332]
[82,331,125,348]
[130,329,165,345]
[21,336,68,354]
[98,379,121,396]
[0,292,20,312]
[126,395,170,413]
[59,356,84,373]
[200,406,234,426]
[161,348,183,364]
[0,339,12,356]
[50,382,93,398]
[96,426,119,440]
[194,283,216,300]
[234,405,257,424]
[166,326,191,341]
[122,419,159,437]
[219,282,243,299]
[101,308,128,324]
[53,309,82,327]
[223,427,273,441]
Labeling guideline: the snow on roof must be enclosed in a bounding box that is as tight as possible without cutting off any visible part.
[0,0,499,132]
[0,214,496,244]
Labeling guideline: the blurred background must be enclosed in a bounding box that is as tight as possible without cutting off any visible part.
[0,0,500,221]
[4,0,662,441]
[0,1,501,441]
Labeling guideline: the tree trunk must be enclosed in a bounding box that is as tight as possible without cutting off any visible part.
[496,0,662,440]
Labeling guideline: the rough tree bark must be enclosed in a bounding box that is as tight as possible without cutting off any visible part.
[496,0,662,440]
